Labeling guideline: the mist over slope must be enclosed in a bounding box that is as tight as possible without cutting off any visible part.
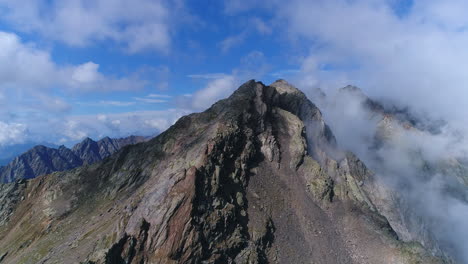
[306,85,468,263]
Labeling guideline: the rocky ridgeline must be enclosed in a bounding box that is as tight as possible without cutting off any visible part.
[0,80,446,264]
[0,136,148,183]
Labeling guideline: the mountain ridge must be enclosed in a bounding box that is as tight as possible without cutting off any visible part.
[0,80,446,263]
[0,135,149,183]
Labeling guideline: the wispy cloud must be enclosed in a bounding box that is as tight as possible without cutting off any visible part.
[191,75,236,110]
[147,94,172,98]
[187,73,230,79]
[251,17,272,35]
[99,101,136,107]
[133,97,168,103]
[219,32,246,53]
[270,69,300,78]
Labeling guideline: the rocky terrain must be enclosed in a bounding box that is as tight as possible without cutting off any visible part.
[0,136,148,183]
[314,85,468,263]
[0,80,449,263]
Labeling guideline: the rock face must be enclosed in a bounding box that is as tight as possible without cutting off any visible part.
[0,80,445,264]
[0,136,148,183]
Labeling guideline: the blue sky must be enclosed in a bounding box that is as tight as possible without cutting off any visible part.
[1,0,468,148]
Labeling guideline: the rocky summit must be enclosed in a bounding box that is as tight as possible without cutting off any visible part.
[0,80,447,264]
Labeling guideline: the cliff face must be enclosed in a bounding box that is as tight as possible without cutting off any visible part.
[0,80,444,264]
[0,136,148,183]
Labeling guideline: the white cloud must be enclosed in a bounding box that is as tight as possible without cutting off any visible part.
[186,50,271,112]
[187,73,230,79]
[0,30,165,145]
[98,101,136,107]
[111,120,121,126]
[0,31,56,88]
[0,31,147,94]
[265,0,468,129]
[97,114,108,122]
[270,69,300,78]
[238,50,269,74]
[147,94,172,98]
[134,97,168,104]
[191,75,236,110]
[63,120,88,141]
[124,22,170,54]
[81,95,174,108]
[35,95,72,112]
[0,0,182,53]
[251,17,272,35]
[72,62,100,84]
[312,85,468,263]
[223,0,269,14]
[217,18,273,52]
[219,32,246,53]
[57,109,190,143]
[412,0,468,30]
[0,121,28,146]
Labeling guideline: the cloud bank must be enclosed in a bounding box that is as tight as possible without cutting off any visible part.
[273,0,468,131]
[310,86,468,263]
[0,31,147,94]
[0,0,186,53]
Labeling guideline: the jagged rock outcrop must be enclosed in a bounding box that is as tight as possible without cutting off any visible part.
[0,136,148,183]
[0,80,444,264]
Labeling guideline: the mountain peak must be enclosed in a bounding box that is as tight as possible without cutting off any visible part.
[0,80,443,264]
[341,84,360,91]
[270,79,302,95]
[339,84,366,96]
[81,137,97,144]
[31,145,48,151]
[229,79,302,104]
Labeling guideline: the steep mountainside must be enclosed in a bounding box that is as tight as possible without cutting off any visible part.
[0,80,446,264]
[317,85,468,262]
[0,136,148,183]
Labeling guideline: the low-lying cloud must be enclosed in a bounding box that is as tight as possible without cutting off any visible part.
[56,109,190,145]
[309,87,468,263]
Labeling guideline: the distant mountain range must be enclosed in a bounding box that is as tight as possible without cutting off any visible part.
[0,142,59,166]
[0,135,149,183]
